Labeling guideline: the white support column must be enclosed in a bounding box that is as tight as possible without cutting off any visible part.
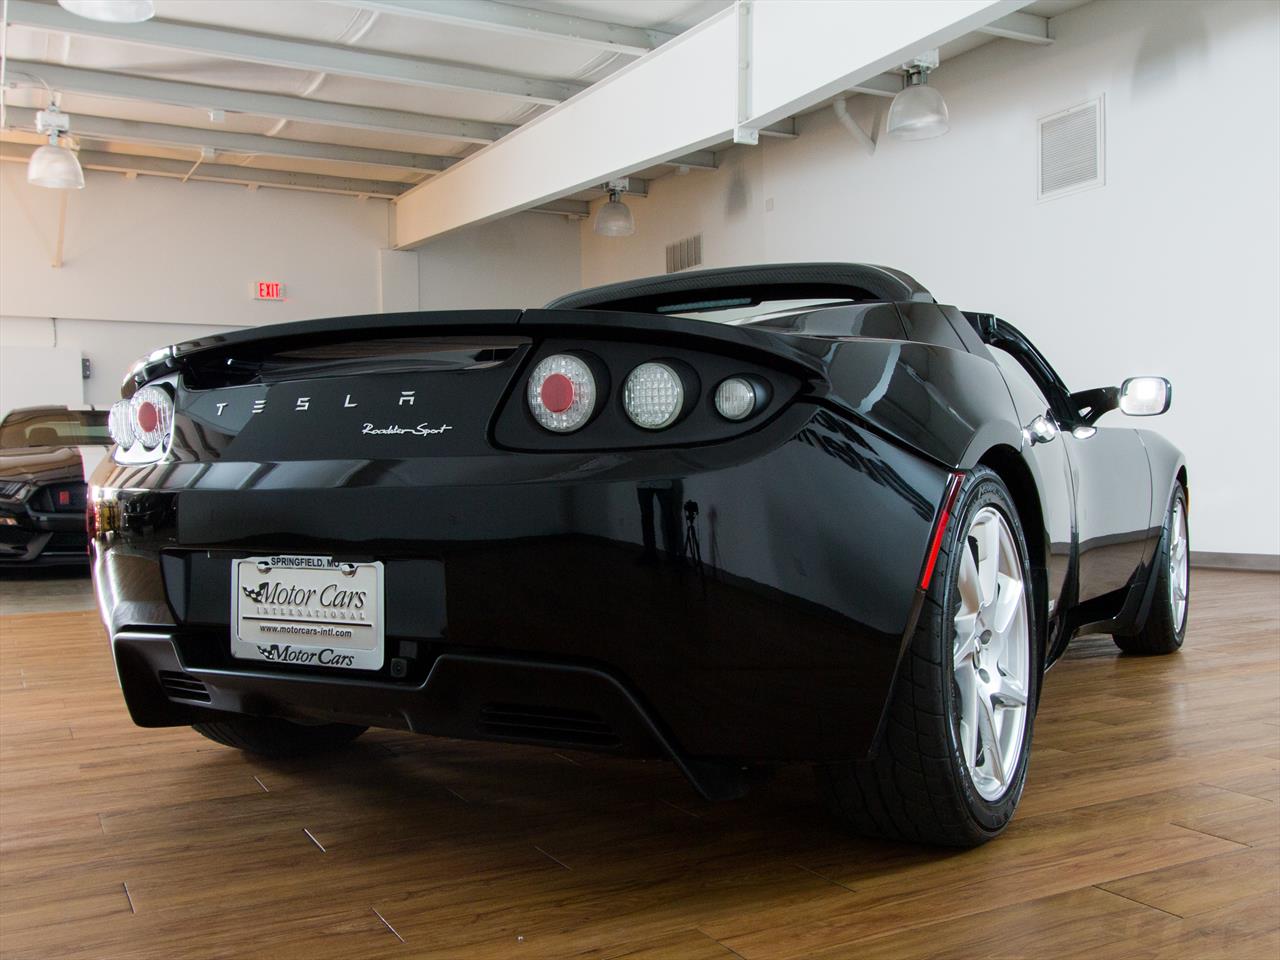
[377,249,421,312]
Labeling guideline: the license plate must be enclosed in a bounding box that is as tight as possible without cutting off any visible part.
[231,555,384,671]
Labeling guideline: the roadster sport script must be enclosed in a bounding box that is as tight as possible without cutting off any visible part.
[231,556,385,671]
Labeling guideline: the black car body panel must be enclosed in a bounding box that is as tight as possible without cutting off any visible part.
[89,263,1185,798]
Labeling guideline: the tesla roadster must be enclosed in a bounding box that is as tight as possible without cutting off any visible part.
[89,263,1187,846]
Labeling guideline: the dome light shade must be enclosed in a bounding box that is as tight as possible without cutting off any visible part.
[593,190,635,237]
[58,0,156,22]
[27,143,85,190]
[887,74,950,141]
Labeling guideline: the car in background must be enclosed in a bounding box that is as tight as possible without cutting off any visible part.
[0,406,110,566]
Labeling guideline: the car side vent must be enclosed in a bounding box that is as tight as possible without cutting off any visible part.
[478,702,619,747]
[158,670,211,703]
[1038,96,1104,201]
[665,234,703,274]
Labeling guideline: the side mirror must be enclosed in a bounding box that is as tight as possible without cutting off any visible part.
[1119,377,1171,416]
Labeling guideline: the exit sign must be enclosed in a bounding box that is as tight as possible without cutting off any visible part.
[255,281,285,301]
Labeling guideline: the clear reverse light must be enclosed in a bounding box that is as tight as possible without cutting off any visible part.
[527,354,597,432]
[715,378,758,421]
[108,399,136,450]
[623,363,684,429]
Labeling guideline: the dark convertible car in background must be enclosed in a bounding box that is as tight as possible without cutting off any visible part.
[89,263,1187,846]
[0,406,110,565]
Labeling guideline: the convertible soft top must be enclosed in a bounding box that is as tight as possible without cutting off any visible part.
[545,262,936,313]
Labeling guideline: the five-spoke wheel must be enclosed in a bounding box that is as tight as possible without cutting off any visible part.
[818,466,1039,846]
[952,506,1031,801]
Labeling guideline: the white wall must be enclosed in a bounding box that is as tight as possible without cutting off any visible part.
[416,211,581,310]
[0,161,392,410]
[0,162,390,327]
[0,315,238,407]
[579,0,1280,557]
[1,165,582,408]
[0,345,82,413]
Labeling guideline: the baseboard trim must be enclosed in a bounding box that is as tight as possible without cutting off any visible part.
[1190,551,1280,572]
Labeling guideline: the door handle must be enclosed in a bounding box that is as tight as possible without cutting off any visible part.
[1025,414,1058,445]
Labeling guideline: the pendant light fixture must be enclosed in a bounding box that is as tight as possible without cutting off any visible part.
[887,50,950,141]
[593,179,636,238]
[27,106,85,190]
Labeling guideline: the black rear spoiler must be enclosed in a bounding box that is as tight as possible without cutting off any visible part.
[123,308,830,396]
[546,262,934,313]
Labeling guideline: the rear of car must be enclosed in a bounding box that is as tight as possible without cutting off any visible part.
[0,407,109,565]
[90,302,953,796]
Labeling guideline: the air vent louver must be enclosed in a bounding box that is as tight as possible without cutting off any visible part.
[665,234,703,274]
[1039,97,1104,201]
[478,702,618,747]
[158,670,211,703]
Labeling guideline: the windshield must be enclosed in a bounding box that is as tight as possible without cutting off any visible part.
[0,410,111,449]
[665,298,857,325]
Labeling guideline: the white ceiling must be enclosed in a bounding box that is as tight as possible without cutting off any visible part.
[0,0,1089,204]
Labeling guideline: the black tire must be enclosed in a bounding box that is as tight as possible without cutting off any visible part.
[816,466,1041,847]
[192,715,366,757]
[1113,484,1188,656]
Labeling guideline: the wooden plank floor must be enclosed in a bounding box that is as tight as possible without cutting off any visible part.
[1,570,1277,959]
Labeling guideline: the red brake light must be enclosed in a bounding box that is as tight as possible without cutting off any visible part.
[136,401,159,434]
[539,373,575,414]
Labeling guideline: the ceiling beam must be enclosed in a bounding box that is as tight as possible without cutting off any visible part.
[2,105,458,172]
[741,0,1028,134]
[4,61,514,144]
[331,1,673,57]
[848,73,904,98]
[757,119,797,139]
[0,141,411,197]
[5,0,585,106]
[393,0,1030,247]
[2,140,591,214]
[976,11,1052,44]
[661,150,717,170]
[526,198,590,218]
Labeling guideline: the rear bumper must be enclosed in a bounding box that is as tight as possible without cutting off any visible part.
[0,505,88,565]
[91,404,948,771]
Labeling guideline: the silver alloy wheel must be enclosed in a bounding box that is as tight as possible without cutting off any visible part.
[1169,499,1189,632]
[952,506,1031,801]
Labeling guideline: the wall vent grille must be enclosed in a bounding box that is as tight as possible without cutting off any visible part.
[1038,97,1104,201]
[665,234,703,273]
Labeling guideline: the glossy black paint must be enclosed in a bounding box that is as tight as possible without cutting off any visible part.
[90,265,1186,793]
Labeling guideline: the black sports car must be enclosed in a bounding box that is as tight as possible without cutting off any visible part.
[0,406,110,565]
[89,264,1187,846]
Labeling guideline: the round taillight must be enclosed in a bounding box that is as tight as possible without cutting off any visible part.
[714,377,759,421]
[108,399,136,449]
[129,385,173,450]
[623,362,684,430]
[527,355,596,432]
[136,400,159,434]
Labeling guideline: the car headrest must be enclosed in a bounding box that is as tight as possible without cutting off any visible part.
[26,427,60,446]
